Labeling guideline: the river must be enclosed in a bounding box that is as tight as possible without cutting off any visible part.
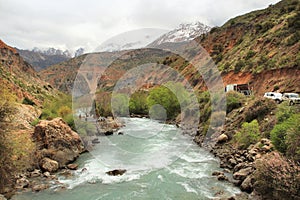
[12,117,241,200]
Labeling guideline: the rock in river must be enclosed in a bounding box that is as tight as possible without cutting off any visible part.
[106,169,127,176]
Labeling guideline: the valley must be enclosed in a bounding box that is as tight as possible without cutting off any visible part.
[0,0,299,199]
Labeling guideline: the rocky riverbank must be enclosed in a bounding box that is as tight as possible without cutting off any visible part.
[2,116,125,199]
[206,137,300,200]
[3,118,85,198]
[192,98,300,200]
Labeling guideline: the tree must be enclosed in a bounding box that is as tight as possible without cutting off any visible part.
[147,85,180,119]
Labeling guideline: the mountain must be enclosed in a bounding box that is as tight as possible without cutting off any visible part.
[41,0,299,96]
[0,40,56,105]
[95,28,168,52]
[74,47,85,57]
[17,47,72,71]
[148,22,211,47]
[16,47,85,72]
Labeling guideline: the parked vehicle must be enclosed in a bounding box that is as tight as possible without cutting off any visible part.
[225,83,251,95]
[282,93,300,105]
[263,92,283,103]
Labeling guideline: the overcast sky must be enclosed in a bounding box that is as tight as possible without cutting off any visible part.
[0,0,281,52]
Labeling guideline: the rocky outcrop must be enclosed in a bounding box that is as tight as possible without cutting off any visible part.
[33,118,84,169]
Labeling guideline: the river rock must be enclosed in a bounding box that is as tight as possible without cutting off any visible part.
[15,177,29,189]
[217,174,228,181]
[92,138,100,144]
[43,172,51,178]
[106,169,127,176]
[233,167,253,181]
[228,158,237,166]
[59,169,73,178]
[33,118,84,167]
[30,169,42,178]
[32,184,48,192]
[212,171,224,176]
[104,130,113,136]
[217,134,228,143]
[40,157,59,172]
[0,194,6,200]
[67,163,79,170]
[240,175,254,193]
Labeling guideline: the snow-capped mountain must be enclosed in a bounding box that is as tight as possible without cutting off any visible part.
[95,28,169,52]
[17,47,85,71]
[148,22,211,47]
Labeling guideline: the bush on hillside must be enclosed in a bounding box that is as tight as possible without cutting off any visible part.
[22,97,35,106]
[226,91,245,113]
[271,112,300,162]
[41,94,75,129]
[234,120,261,149]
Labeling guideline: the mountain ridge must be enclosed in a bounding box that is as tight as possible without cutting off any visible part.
[17,47,85,71]
[148,22,211,47]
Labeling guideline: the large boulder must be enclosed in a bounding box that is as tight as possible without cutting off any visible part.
[233,167,254,181]
[33,118,84,168]
[217,134,228,143]
[40,157,59,173]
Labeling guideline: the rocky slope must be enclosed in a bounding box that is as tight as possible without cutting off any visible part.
[0,40,56,105]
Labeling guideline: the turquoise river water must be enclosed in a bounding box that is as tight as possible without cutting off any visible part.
[12,118,242,200]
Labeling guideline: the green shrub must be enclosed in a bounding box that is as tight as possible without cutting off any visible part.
[234,120,261,149]
[22,97,35,106]
[271,113,300,162]
[226,91,245,113]
[41,93,74,128]
[286,31,300,46]
[30,118,40,126]
[234,60,245,73]
[276,101,296,123]
[285,114,300,162]
[245,50,256,60]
